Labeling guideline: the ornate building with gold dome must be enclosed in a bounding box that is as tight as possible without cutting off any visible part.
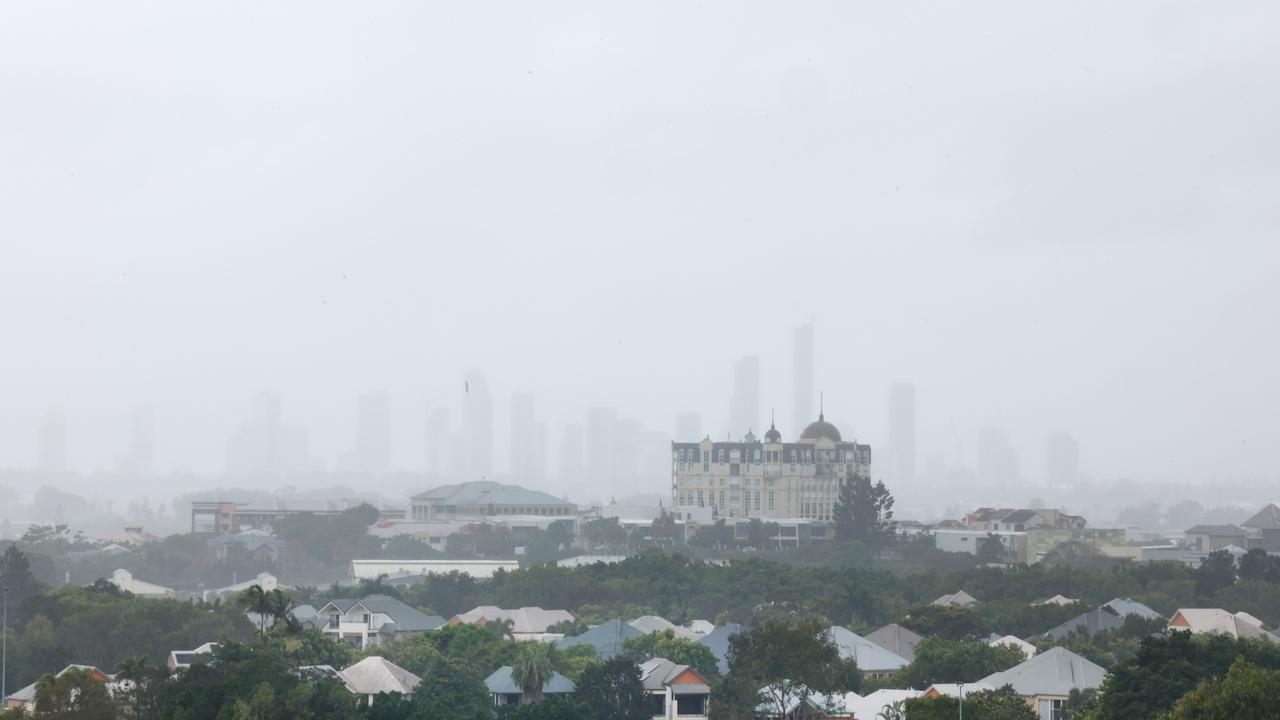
[670,410,871,522]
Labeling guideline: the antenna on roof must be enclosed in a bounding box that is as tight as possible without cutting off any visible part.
[819,392,824,421]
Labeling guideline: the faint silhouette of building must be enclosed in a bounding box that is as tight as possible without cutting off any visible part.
[509,393,546,482]
[462,371,493,480]
[889,383,916,486]
[425,407,461,480]
[557,423,585,489]
[116,404,155,475]
[793,322,815,433]
[586,407,620,490]
[38,405,69,473]
[1045,433,1080,487]
[729,356,760,438]
[226,393,315,477]
[978,426,1019,487]
[339,391,391,475]
[675,413,703,441]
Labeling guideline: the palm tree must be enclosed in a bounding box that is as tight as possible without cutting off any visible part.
[877,700,906,720]
[266,588,295,630]
[511,643,554,704]
[237,584,270,634]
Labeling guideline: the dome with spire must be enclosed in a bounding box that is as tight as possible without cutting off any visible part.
[764,423,782,443]
[800,412,842,442]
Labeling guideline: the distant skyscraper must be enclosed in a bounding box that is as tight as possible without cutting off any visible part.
[793,322,815,432]
[355,392,391,474]
[1045,433,1080,486]
[462,371,493,479]
[558,423,585,489]
[585,406,619,491]
[226,393,315,476]
[37,405,68,472]
[977,426,1019,487]
[425,407,456,479]
[729,355,760,438]
[888,383,916,486]
[675,412,703,441]
[509,393,545,482]
[118,404,155,474]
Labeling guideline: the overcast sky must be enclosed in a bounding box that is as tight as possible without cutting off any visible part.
[2,2,1278,499]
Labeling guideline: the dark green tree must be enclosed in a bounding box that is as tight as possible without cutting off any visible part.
[903,686,1036,720]
[832,473,894,545]
[32,667,116,720]
[901,605,990,641]
[0,545,46,605]
[1237,548,1280,584]
[977,534,1005,564]
[575,657,649,720]
[1195,550,1237,598]
[1164,656,1280,720]
[512,642,555,703]
[894,637,1024,687]
[713,619,860,719]
[622,630,721,678]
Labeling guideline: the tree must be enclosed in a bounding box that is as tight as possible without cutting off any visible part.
[623,630,721,678]
[575,657,649,720]
[1237,548,1280,584]
[713,619,860,719]
[512,643,555,703]
[977,534,1005,564]
[690,520,733,550]
[237,585,271,634]
[581,519,627,551]
[894,637,1024,688]
[901,605,990,641]
[745,520,779,551]
[0,545,45,605]
[356,574,402,599]
[496,697,590,720]
[33,667,116,720]
[903,687,1036,720]
[1195,550,1237,598]
[1164,657,1280,720]
[407,656,492,720]
[832,473,894,546]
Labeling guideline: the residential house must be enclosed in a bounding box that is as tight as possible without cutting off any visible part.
[989,635,1037,660]
[920,683,997,699]
[1035,509,1087,530]
[105,568,174,598]
[786,689,919,720]
[339,657,421,706]
[1242,504,1280,551]
[484,666,576,706]
[1043,598,1163,640]
[966,508,1047,532]
[202,572,288,603]
[207,529,287,564]
[1168,609,1280,642]
[313,594,446,649]
[639,657,711,720]
[167,642,218,671]
[409,480,577,523]
[686,619,716,637]
[451,606,574,641]
[934,529,1029,562]
[697,623,743,675]
[826,627,910,678]
[4,665,112,712]
[865,624,923,663]
[629,615,699,640]
[1183,524,1248,552]
[932,590,978,607]
[977,647,1106,719]
[555,619,643,660]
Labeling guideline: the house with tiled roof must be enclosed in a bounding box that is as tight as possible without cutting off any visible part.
[1168,608,1280,642]
[485,666,576,706]
[451,605,574,641]
[556,619,643,659]
[1242,503,1280,551]
[864,623,923,663]
[313,594,445,649]
[4,665,112,712]
[978,647,1106,719]
[1184,524,1248,552]
[639,657,710,720]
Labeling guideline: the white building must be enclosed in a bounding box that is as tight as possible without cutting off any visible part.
[349,559,518,580]
[106,569,174,598]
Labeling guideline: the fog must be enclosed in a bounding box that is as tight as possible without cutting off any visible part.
[2,2,1278,510]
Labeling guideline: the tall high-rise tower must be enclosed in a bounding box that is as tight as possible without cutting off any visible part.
[1045,433,1080,486]
[509,393,546,482]
[793,322,815,433]
[37,405,68,473]
[462,371,493,480]
[118,404,155,474]
[355,392,391,474]
[729,356,760,437]
[888,383,916,486]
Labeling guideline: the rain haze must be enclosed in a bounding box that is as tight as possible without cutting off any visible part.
[2,2,1279,521]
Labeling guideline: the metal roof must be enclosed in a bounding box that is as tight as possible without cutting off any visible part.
[826,627,910,673]
[697,623,743,675]
[865,624,924,663]
[978,647,1106,697]
[339,657,420,696]
[410,480,573,507]
[315,595,445,632]
[555,619,643,659]
[484,666,576,695]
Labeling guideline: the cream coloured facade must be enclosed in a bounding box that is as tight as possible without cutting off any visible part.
[671,413,871,521]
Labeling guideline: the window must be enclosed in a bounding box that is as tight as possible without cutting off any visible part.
[1038,699,1065,720]
[768,492,775,510]
[754,491,761,511]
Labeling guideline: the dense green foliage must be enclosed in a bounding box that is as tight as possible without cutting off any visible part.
[903,686,1037,720]
[1163,657,1280,720]
[711,619,861,719]
[832,474,894,546]
[622,630,721,679]
[892,637,1025,687]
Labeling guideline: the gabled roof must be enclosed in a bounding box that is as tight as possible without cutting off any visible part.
[339,657,421,696]
[1185,524,1246,535]
[1043,598,1161,640]
[826,627,910,673]
[1001,510,1041,524]
[316,595,445,632]
[638,657,710,694]
[924,682,997,699]
[628,615,698,639]
[297,664,358,693]
[989,635,1037,660]
[484,666,576,695]
[5,665,110,704]
[1168,609,1280,642]
[1243,504,1280,530]
[978,647,1106,697]
[865,624,924,663]
[556,619,643,659]
[453,606,574,634]
[410,480,573,507]
[1034,595,1078,607]
[932,590,978,607]
[686,619,716,636]
[697,623,744,675]
[1101,598,1162,621]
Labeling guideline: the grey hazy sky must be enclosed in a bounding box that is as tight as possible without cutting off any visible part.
[2,2,1278,497]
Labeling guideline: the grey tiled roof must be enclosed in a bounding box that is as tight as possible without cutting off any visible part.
[484,666,576,695]
[979,647,1106,697]
[697,623,743,675]
[556,619,643,659]
[316,595,445,632]
[865,624,924,663]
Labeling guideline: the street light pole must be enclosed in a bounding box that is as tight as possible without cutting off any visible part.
[958,682,964,720]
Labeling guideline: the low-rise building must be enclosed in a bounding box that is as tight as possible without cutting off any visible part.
[629,615,699,640]
[485,666,576,706]
[934,529,1028,563]
[1184,524,1248,552]
[4,665,112,713]
[310,595,446,649]
[450,606,574,641]
[989,635,1037,660]
[167,642,218,671]
[105,568,174,598]
[349,558,518,580]
[190,498,403,534]
[1168,608,1280,642]
[639,657,711,720]
[1042,598,1163,640]
[556,619,643,660]
[409,481,576,523]
[202,572,287,603]
[978,647,1106,719]
[1242,504,1280,551]
[339,657,421,706]
[931,590,978,608]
